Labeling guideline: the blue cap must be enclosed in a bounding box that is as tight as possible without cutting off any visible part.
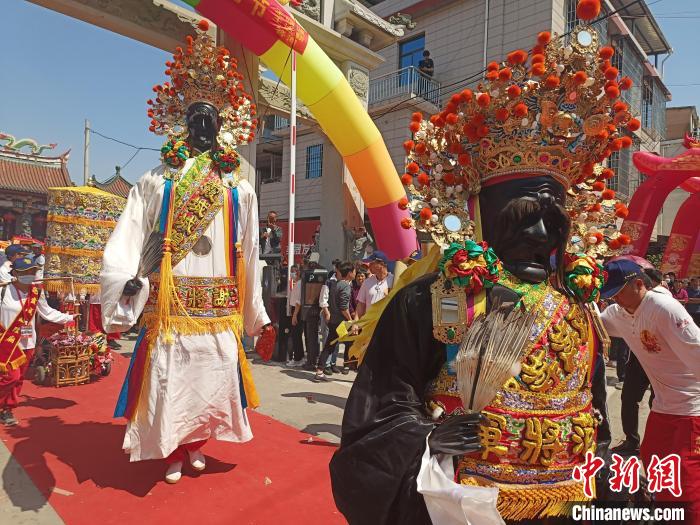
[11,256,40,272]
[600,260,644,299]
[362,250,390,265]
[4,244,29,258]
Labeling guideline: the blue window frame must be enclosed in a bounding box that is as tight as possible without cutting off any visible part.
[305,144,323,179]
[399,35,425,70]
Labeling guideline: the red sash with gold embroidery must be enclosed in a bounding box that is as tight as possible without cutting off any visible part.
[0,285,40,372]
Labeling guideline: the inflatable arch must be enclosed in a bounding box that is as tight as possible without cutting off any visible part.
[660,188,700,277]
[182,0,416,259]
[622,145,700,261]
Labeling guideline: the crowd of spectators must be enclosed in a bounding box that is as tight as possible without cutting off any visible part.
[273,229,395,382]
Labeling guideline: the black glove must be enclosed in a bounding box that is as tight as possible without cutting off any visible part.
[428,413,485,456]
[122,278,143,297]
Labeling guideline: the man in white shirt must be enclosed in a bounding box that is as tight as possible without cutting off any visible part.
[287,265,304,367]
[600,260,700,518]
[356,251,393,318]
[0,245,29,283]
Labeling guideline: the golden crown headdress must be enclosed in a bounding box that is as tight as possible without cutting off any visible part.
[400,7,640,245]
[566,165,632,258]
[147,20,257,149]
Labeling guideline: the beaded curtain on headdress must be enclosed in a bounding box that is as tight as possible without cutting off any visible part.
[147,20,257,165]
[399,0,635,255]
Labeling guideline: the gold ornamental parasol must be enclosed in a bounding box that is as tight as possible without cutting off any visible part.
[44,186,126,295]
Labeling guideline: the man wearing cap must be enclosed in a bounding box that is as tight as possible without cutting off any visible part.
[0,257,74,425]
[355,251,393,319]
[600,260,700,520]
[0,245,29,283]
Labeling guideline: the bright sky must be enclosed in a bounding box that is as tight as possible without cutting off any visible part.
[0,0,698,185]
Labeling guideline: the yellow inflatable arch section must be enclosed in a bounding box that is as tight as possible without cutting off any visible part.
[184,0,416,259]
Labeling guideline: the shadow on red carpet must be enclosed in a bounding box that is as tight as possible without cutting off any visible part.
[1,354,345,525]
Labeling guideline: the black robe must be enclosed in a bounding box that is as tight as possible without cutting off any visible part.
[329,273,611,525]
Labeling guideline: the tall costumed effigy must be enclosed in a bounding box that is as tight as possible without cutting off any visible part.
[101,20,272,483]
[330,1,635,523]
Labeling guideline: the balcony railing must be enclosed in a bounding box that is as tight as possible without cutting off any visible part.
[261,115,289,139]
[369,66,441,107]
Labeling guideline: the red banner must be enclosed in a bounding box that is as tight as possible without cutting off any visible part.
[264,218,320,264]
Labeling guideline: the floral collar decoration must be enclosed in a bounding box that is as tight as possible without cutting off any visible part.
[438,240,502,295]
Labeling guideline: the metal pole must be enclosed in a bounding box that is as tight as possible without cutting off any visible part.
[286,49,297,315]
[482,0,490,70]
[83,119,90,186]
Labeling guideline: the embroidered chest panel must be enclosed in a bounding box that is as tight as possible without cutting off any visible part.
[426,289,596,485]
[169,158,225,268]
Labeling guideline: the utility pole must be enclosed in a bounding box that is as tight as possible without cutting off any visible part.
[83,119,90,186]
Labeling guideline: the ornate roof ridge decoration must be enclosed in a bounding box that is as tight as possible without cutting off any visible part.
[387,12,416,30]
[0,132,57,156]
[259,76,314,120]
[0,147,71,164]
[87,172,133,199]
[338,0,405,37]
[90,172,133,187]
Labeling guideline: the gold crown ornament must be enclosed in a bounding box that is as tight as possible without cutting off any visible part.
[147,19,257,169]
[400,2,639,245]
[566,165,632,258]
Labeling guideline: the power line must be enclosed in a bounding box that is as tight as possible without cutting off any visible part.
[120,149,142,171]
[88,128,160,152]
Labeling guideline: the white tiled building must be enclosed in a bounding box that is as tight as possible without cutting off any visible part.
[367,0,673,200]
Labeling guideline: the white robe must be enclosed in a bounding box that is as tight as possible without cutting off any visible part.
[100,160,270,462]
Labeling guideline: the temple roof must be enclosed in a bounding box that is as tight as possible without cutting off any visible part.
[0,149,73,196]
[89,173,133,199]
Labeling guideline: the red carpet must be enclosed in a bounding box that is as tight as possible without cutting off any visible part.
[1,354,345,524]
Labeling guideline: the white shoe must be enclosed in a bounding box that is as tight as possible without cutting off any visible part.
[165,461,183,484]
[292,359,305,367]
[188,449,206,471]
[285,359,295,367]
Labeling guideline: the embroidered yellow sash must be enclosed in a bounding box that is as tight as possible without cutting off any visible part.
[0,286,40,372]
[169,154,224,268]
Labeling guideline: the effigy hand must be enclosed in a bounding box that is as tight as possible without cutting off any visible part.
[122,278,143,297]
[428,413,485,456]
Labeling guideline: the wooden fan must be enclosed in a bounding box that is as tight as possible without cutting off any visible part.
[136,231,165,279]
[455,300,537,414]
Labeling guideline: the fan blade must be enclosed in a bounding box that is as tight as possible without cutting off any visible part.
[136,231,165,278]
[456,300,538,414]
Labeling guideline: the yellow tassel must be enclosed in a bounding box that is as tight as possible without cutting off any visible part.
[493,481,590,520]
[235,331,260,409]
[142,313,243,338]
[236,242,246,311]
[154,245,177,344]
[43,280,101,295]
